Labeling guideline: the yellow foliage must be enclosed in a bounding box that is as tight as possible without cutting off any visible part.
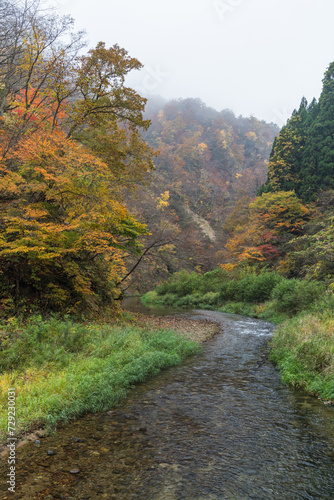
[156,191,170,210]
[197,142,208,152]
[246,132,257,140]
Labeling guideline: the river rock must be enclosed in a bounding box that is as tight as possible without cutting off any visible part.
[69,468,80,474]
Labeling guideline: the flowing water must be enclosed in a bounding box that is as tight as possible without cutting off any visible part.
[2,309,334,499]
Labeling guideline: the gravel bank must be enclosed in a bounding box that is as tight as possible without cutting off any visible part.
[134,314,222,343]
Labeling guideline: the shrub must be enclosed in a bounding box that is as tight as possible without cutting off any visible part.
[155,271,200,297]
[200,292,221,306]
[141,291,159,305]
[219,272,283,304]
[239,272,283,303]
[271,279,325,314]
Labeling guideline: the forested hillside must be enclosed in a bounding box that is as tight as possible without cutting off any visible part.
[124,98,278,291]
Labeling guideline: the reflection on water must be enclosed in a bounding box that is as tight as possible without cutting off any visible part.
[122,296,188,316]
[3,310,334,499]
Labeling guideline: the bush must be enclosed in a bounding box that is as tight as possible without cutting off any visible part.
[196,268,229,294]
[141,290,159,305]
[155,271,201,297]
[271,279,325,314]
[239,272,283,303]
[200,291,221,306]
[218,302,255,316]
[219,272,283,304]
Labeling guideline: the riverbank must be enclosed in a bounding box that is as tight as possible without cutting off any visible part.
[0,314,220,454]
[141,269,334,403]
[2,310,334,499]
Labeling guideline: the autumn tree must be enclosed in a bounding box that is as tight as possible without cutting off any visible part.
[0,2,154,313]
[281,191,334,283]
[221,191,311,271]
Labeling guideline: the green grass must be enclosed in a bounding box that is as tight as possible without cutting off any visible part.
[269,310,334,401]
[0,316,200,442]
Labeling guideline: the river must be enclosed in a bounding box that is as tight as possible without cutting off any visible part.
[2,307,334,499]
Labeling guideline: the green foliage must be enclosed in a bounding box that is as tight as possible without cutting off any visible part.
[262,101,309,196]
[0,317,200,439]
[261,61,334,202]
[271,279,325,315]
[218,302,256,317]
[143,268,302,316]
[155,271,200,297]
[219,272,283,303]
[283,201,334,285]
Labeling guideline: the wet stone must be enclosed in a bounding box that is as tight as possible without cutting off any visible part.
[69,468,81,474]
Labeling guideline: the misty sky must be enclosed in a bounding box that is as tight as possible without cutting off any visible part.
[52,0,334,126]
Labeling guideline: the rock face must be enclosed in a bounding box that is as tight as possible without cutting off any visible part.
[184,206,217,242]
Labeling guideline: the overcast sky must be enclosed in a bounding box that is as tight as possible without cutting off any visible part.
[52,0,334,126]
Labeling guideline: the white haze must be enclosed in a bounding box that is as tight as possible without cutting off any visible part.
[51,0,334,126]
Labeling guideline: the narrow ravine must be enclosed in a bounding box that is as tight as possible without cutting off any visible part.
[1,310,334,499]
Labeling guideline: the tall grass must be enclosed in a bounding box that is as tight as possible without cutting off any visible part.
[270,308,334,400]
[0,316,200,441]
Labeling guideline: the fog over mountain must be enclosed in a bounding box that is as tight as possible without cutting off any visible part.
[52,0,334,126]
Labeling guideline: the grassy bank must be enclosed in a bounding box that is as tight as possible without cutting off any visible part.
[142,269,334,402]
[269,294,334,401]
[0,316,200,442]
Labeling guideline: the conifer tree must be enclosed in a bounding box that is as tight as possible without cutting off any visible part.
[259,98,309,196]
[300,62,334,200]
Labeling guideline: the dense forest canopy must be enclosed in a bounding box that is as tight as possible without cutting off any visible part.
[221,61,334,286]
[2,1,334,313]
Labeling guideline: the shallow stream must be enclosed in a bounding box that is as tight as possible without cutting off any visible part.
[1,309,334,499]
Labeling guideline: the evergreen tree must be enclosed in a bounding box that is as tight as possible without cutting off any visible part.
[259,98,309,196]
[299,63,334,200]
[259,61,334,202]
